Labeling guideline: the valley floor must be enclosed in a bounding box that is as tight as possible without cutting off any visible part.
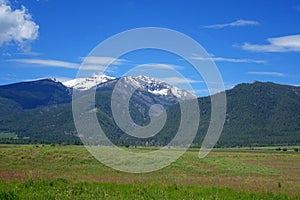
[0,145,299,199]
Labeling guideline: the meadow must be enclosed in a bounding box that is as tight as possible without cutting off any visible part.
[0,145,299,199]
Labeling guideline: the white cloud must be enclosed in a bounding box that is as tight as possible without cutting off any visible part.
[0,1,39,47]
[241,34,300,52]
[8,58,79,68]
[82,56,127,65]
[160,77,201,84]
[191,55,266,64]
[16,51,41,56]
[188,83,233,96]
[190,88,223,96]
[203,19,259,29]
[7,57,125,71]
[247,71,286,77]
[0,0,8,5]
[296,5,300,11]
[136,63,184,70]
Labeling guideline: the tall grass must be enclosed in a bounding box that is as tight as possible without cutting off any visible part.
[0,145,300,198]
[0,179,296,200]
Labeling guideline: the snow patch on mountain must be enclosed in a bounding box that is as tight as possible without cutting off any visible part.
[63,74,115,90]
[149,88,169,96]
[63,74,195,100]
[121,75,195,99]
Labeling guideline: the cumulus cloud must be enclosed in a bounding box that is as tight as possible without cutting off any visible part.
[247,71,286,77]
[241,34,300,52]
[0,1,39,47]
[203,19,259,29]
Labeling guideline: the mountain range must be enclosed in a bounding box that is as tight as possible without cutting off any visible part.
[0,75,299,147]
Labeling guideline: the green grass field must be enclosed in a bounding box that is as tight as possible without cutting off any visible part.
[0,145,299,199]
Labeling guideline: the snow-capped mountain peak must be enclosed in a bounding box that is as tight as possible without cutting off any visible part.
[118,75,195,100]
[63,74,115,90]
[63,74,195,102]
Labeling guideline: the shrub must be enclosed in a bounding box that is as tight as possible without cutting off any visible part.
[275,147,281,151]
[282,148,288,152]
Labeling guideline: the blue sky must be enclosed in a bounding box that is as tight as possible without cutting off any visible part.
[0,0,300,96]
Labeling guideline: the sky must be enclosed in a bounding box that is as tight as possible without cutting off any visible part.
[0,0,300,96]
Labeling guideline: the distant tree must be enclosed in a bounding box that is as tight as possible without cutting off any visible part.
[275,147,281,151]
[282,148,288,152]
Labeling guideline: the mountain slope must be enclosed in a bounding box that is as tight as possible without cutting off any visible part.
[63,74,195,109]
[0,79,71,109]
[1,79,300,147]
[203,81,300,146]
[95,75,195,108]
[0,75,194,144]
[0,96,22,119]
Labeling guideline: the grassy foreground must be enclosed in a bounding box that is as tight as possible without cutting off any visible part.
[0,145,300,199]
[0,179,295,200]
